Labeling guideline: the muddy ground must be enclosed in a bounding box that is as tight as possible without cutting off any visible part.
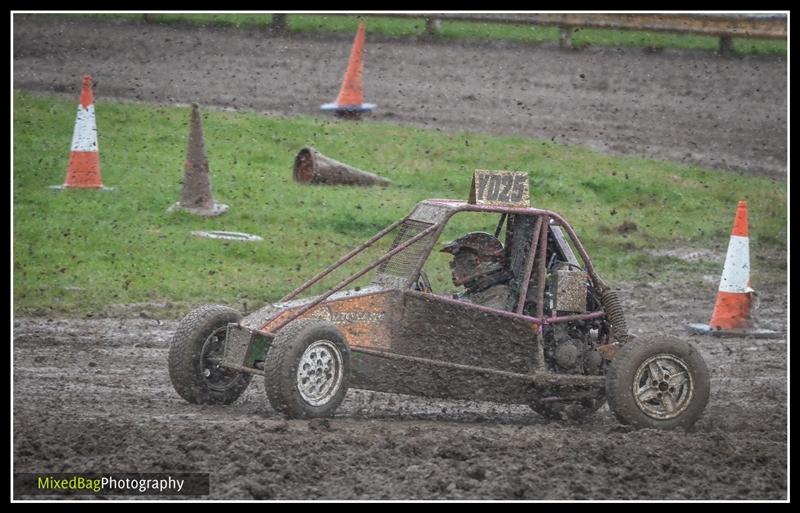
[13,15,787,500]
[13,15,787,178]
[13,278,787,500]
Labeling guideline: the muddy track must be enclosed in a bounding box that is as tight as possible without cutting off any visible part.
[12,15,787,178]
[13,280,787,500]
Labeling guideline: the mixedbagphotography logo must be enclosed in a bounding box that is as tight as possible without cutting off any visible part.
[14,473,210,497]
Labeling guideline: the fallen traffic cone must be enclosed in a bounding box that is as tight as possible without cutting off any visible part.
[51,75,112,191]
[688,200,779,338]
[167,103,229,216]
[293,147,390,186]
[320,21,376,119]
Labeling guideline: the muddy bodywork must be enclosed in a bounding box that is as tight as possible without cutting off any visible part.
[221,199,615,405]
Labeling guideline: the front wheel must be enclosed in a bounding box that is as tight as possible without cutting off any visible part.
[606,337,710,430]
[264,319,350,418]
[168,304,253,404]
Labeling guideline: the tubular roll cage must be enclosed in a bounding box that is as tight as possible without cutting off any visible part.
[262,200,608,338]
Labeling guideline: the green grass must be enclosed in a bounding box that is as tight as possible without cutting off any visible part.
[13,91,786,316]
[55,13,786,55]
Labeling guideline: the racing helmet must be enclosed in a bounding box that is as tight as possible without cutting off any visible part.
[441,232,505,286]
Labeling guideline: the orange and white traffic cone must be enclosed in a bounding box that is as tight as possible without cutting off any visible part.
[688,201,778,338]
[51,75,112,191]
[321,21,375,119]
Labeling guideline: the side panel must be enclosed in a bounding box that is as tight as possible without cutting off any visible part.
[350,290,541,404]
[393,291,539,373]
[261,290,402,350]
[350,354,534,404]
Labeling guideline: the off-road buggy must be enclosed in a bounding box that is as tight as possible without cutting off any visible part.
[169,171,710,429]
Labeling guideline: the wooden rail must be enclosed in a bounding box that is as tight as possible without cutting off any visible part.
[373,13,788,54]
[143,13,787,55]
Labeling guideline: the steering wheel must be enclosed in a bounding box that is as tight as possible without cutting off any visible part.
[414,270,433,293]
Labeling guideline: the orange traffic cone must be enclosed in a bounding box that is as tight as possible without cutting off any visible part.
[688,201,778,338]
[51,75,112,191]
[321,21,375,119]
[166,103,229,216]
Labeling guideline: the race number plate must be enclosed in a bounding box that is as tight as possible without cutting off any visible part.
[468,170,530,207]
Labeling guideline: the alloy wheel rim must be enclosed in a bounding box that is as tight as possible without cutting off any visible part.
[632,354,694,420]
[296,340,343,406]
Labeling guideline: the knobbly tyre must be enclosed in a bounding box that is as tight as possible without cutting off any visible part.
[168,171,710,429]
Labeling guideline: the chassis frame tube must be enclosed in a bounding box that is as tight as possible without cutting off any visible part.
[353,346,606,388]
[515,216,544,315]
[269,223,439,333]
[280,217,407,302]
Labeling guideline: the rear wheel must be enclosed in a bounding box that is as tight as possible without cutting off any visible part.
[168,304,252,404]
[606,337,710,430]
[264,319,350,418]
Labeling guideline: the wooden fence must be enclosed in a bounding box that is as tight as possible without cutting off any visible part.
[368,13,787,54]
[147,13,787,54]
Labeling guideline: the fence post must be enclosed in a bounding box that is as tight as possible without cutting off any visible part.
[271,14,288,32]
[559,26,574,49]
[425,17,442,35]
[719,35,735,56]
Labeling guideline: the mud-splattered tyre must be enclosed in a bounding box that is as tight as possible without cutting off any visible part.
[264,319,350,419]
[606,336,710,430]
[168,304,252,405]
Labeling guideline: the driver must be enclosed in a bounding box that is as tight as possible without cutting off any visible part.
[440,232,513,311]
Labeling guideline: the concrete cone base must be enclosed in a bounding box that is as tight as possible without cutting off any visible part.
[321,103,376,120]
[687,323,781,339]
[50,185,115,191]
[167,201,229,217]
[320,102,375,112]
[191,230,263,242]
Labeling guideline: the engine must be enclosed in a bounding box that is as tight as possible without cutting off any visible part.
[541,264,607,376]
